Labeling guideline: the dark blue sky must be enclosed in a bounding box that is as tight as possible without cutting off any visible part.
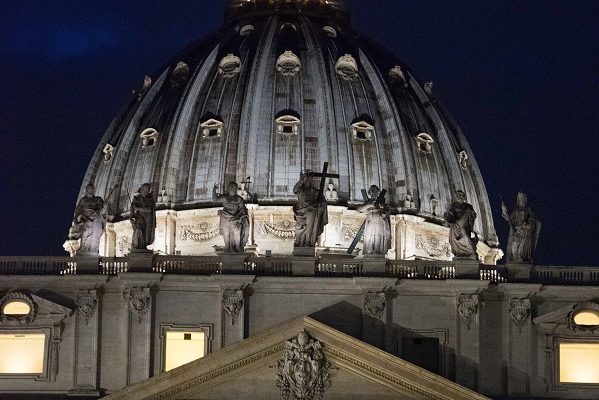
[1,1,598,265]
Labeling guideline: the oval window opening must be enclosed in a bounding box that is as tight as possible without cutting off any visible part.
[3,300,31,315]
[574,310,599,326]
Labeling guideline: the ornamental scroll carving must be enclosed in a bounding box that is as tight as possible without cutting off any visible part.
[458,294,479,329]
[416,234,452,258]
[222,289,244,325]
[508,298,530,330]
[259,220,296,239]
[75,289,98,324]
[363,292,386,320]
[123,286,151,322]
[276,331,332,400]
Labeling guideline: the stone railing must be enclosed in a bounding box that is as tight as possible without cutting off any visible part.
[0,256,596,285]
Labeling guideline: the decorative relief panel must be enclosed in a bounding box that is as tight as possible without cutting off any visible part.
[458,294,479,329]
[415,234,451,258]
[363,292,386,320]
[75,289,98,324]
[123,286,151,322]
[276,331,332,400]
[508,298,531,329]
[258,219,296,239]
[222,289,244,324]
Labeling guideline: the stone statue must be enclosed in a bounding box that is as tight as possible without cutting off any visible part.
[213,182,250,252]
[357,185,391,255]
[444,190,478,258]
[73,184,106,256]
[130,183,156,250]
[293,170,328,247]
[501,192,541,263]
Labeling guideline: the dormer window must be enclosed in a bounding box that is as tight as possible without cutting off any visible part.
[218,54,241,78]
[171,62,189,86]
[200,118,224,139]
[239,25,254,36]
[323,26,337,38]
[140,128,158,148]
[416,133,434,154]
[335,54,358,80]
[276,51,301,76]
[275,114,300,136]
[351,115,375,142]
[102,143,115,163]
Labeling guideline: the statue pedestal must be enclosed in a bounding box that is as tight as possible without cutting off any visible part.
[506,262,532,282]
[292,247,316,276]
[75,255,100,274]
[362,254,387,276]
[219,253,248,274]
[453,257,480,279]
[244,244,259,256]
[128,250,155,272]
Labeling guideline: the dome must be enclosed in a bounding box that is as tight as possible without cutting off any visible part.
[75,0,500,262]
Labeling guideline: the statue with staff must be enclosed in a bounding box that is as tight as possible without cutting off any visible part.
[293,162,338,247]
[444,190,478,258]
[130,183,156,251]
[501,192,541,263]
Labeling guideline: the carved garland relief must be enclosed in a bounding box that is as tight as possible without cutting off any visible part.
[363,292,386,320]
[75,289,98,324]
[458,294,479,329]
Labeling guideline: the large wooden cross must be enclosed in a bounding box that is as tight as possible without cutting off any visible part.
[347,188,387,254]
[311,162,340,201]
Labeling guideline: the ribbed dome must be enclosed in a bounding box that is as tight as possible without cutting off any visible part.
[77,1,499,252]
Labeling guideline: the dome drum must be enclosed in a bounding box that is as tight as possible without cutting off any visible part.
[76,4,500,264]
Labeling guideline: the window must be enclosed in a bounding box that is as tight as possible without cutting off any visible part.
[0,333,45,374]
[351,119,374,142]
[275,114,300,136]
[199,118,224,139]
[416,133,434,154]
[2,301,31,315]
[239,24,254,36]
[218,54,241,78]
[171,61,189,86]
[559,341,599,384]
[335,54,358,80]
[140,128,158,148]
[161,324,211,372]
[102,143,115,163]
[322,26,337,38]
[276,50,301,76]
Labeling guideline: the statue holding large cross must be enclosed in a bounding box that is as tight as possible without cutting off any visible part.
[292,162,338,247]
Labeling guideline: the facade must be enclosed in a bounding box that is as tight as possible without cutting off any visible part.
[1,1,599,399]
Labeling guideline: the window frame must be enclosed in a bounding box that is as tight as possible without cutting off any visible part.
[0,327,52,381]
[555,337,599,388]
[159,323,212,373]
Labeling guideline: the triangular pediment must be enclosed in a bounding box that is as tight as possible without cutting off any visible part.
[105,316,488,400]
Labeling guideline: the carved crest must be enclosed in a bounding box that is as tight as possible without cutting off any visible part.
[276,331,332,400]
[458,294,479,329]
[123,286,151,322]
[567,301,599,335]
[363,292,386,320]
[76,289,98,324]
[416,234,451,258]
[0,291,37,324]
[508,298,530,328]
[222,289,244,324]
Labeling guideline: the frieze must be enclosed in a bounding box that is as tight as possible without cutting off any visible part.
[75,289,98,324]
[118,235,131,255]
[342,223,361,242]
[416,234,451,258]
[458,294,479,329]
[259,220,295,239]
[276,331,332,400]
[363,292,386,320]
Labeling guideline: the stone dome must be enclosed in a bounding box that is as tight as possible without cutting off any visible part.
[76,0,500,261]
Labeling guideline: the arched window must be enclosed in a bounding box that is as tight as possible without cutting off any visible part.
[416,133,434,154]
[140,128,158,148]
[218,54,241,78]
[276,51,301,76]
[335,54,358,80]
[322,26,337,38]
[275,114,300,136]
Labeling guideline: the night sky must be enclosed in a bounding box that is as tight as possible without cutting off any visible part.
[1,1,598,265]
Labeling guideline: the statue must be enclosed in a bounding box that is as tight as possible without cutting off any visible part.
[73,183,106,256]
[213,182,250,252]
[130,183,156,250]
[357,185,391,255]
[293,170,328,247]
[444,190,478,258]
[501,192,541,263]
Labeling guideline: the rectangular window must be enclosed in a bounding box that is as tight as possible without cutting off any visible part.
[559,342,599,384]
[164,331,206,371]
[0,333,45,374]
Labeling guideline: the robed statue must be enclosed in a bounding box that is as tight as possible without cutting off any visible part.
[130,183,156,250]
[501,192,541,263]
[357,185,391,255]
[444,190,478,258]
[293,170,328,247]
[73,183,106,255]
[213,182,250,252]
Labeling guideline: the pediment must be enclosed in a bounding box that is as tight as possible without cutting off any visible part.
[105,316,488,400]
[533,303,576,325]
[0,291,72,326]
